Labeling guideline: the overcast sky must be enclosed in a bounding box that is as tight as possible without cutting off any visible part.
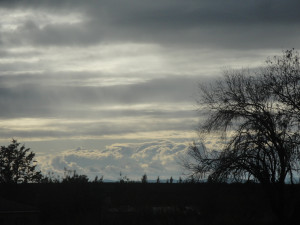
[0,0,299,180]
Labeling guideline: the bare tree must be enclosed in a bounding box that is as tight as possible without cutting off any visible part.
[263,49,300,118]
[0,139,42,183]
[183,49,300,224]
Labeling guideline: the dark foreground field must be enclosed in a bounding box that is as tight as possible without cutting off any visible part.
[0,183,300,225]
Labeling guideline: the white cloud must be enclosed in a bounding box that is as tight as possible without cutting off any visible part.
[0,8,84,31]
[37,140,190,181]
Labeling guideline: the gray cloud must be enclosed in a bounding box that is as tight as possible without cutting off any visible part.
[0,72,201,140]
[6,0,300,25]
[1,0,300,49]
[0,75,201,118]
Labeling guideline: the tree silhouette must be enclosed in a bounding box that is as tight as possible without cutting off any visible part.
[119,172,130,183]
[264,49,300,121]
[93,175,104,183]
[156,176,160,183]
[178,176,183,183]
[62,168,89,183]
[183,49,300,223]
[0,139,42,183]
[141,173,148,183]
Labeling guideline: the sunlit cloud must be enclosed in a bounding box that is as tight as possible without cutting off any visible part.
[0,8,84,31]
[36,140,190,180]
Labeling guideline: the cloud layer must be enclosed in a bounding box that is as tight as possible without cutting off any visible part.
[1,0,300,49]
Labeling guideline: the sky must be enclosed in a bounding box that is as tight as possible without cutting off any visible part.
[0,0,300,181]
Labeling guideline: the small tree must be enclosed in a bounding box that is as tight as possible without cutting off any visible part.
[0,139,42,183]
[156,176,160,183]
[141,173,148,183]
[93,175,104,183]
[119,172,130,183]
[62,168,89,183]
[41,171,60,183]
[178,176,183,183]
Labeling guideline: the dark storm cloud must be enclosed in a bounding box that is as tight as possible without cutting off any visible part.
[1,0,300,49]
[98,0,300,31]
[3,0,300,24]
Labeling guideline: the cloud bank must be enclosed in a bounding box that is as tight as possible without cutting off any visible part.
[37,140,189,180]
